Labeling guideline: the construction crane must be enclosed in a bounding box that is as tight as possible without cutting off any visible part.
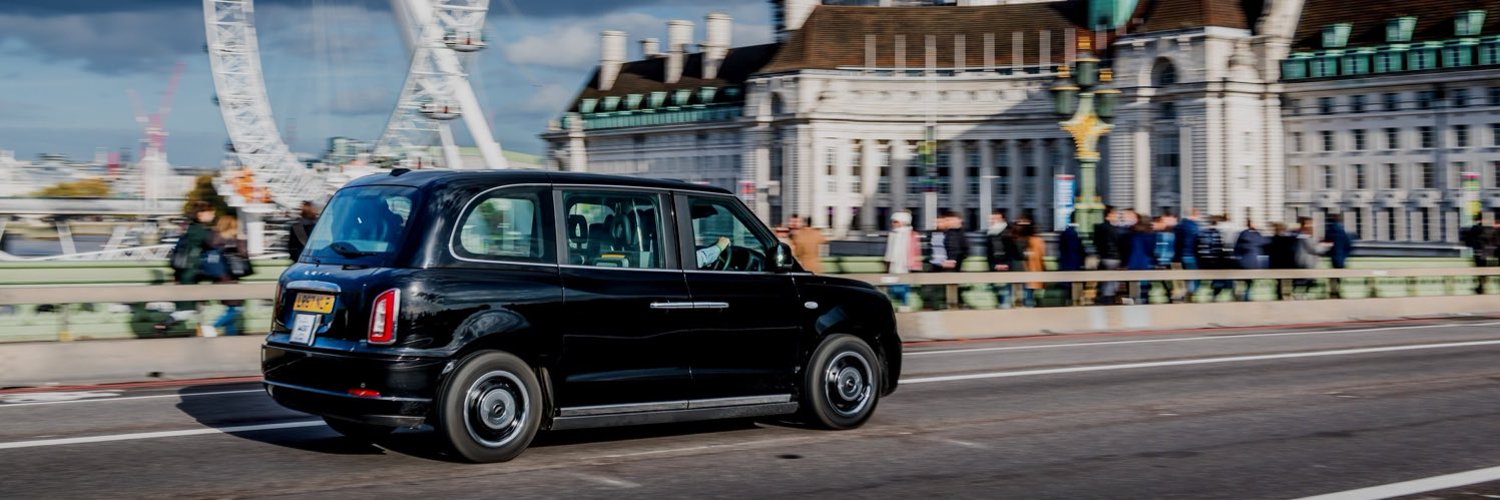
[126,61,186,211]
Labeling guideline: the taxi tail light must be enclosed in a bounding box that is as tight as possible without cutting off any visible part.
[368,289,399,345]
[348,388,381,398]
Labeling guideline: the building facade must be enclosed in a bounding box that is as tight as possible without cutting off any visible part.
[543,0,1500,243]
[1279,0,1500,244]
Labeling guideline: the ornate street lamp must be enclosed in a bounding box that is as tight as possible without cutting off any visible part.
[1051,38,1117,237]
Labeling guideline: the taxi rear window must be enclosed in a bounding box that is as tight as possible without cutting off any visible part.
[304,186,417,265]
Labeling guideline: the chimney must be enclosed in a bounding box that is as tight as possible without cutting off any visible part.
[775,0,818,43]
[599,30,626,91]
[641,38,661,58]
[703,13,732,80]
[666,20,694,84]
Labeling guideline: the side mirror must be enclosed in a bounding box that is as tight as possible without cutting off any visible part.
[771,243,797,273]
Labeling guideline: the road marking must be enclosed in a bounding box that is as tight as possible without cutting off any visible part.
[0,420,325,451]
[0,390,122,404]
[901,339,1500,384]
[0,389,263,408]
[1297,464,1500,500]
[907,322,1500,357]
[570,473,641,489]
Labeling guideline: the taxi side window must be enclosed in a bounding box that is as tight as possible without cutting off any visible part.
[561,191,666,270]
[688,197,770,272]
[455,188,553,264]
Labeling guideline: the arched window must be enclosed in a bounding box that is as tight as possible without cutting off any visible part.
[1153,59,1177,87]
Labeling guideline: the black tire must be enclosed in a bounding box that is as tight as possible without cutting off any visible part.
[433,351,543,463]
[801,334,881,429]
[322,416,395,442]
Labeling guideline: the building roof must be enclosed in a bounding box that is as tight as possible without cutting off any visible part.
[1292,0,1500,51]
[568,44,781,112]
[347,169,732,194]
[760,4,1096,73]
[1127,0,1257,33]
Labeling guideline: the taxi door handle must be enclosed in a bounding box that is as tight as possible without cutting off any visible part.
[650,302,696,310]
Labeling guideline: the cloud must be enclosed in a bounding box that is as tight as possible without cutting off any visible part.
[0,9,204,74]
[323,87,398,116]
[502,11,772,70]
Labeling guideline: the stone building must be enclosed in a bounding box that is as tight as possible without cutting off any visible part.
[542,0,1500,244]
[1278,0,1500,243]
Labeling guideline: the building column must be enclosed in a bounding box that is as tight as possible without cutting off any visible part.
[979,139,996,219]
[893,140,911,214]
[832,139,854,238]
[1032,139,1048,228]
[859,138,879,231]
[747,126,772,222]
[1006,139,1022,220]
[811,136,830,230]
[949,140,967,225]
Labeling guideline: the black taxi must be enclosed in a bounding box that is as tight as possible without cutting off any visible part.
[263,169,901,462]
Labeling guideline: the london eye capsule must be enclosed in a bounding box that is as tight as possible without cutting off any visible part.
[443,29,486,52]
[420,99,461,120]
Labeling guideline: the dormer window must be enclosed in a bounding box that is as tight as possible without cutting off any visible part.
[649,91,667,108]
[1387,16,1417,43]
[699,87,718,104]
[1457,10,1486,37]
[602,96,621,112]
[580,98,598,114]
[673,89,692,106]
[624,93,643,110]
[1323,23,1352,48]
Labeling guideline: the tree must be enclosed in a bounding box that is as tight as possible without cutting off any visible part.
[33,178,112,198]
[182,175,232,216]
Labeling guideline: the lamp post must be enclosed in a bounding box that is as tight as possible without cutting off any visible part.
[1050,38,1118,237]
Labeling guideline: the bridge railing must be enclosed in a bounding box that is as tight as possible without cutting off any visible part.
[843,267,1500,309]
[1,268,1498,343]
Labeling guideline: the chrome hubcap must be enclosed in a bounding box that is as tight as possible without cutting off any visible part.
[823,351,873,417]
[463,371,528,448]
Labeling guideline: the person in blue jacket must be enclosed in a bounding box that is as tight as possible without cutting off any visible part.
[1323,214,1355,298]
[1126,218,1157,303]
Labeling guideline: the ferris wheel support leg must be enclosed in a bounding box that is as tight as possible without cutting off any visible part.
[453,83,507,169]
[438,122,463,169]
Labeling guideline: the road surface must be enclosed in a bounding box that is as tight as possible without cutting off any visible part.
[4,318,1500,498]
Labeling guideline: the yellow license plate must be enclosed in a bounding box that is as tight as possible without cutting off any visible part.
[292,293,335,313]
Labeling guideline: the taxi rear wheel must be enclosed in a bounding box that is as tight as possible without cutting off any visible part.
[434,351,543,463]
[801,334,881,429]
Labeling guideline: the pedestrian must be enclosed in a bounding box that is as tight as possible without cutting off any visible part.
[1175,208,1203,300]
[922,210,968,310]
[984,209,1021,308]
[286,201,320,260]
[883,211,922,311]
[1018,218,1046,307]
[1154,215,1180,302]
[172,202,217,285]
[1093,205,1123,304]
[1323,214,1355,298]
[1057,216,1085,272]
[1293,217,1326,298]
[203,213,250,337]
[788,215,828,274]
[1196,215,1233,301]
[1464,215,1499,294]
[1125,218,1157,304]
[1233,219,1269,302]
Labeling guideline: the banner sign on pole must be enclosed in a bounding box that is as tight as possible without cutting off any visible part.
[1055,174,1076,231]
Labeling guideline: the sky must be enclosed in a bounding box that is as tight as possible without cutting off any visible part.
[0,0,773,167]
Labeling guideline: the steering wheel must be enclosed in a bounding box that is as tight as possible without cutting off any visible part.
[711,245,740,271]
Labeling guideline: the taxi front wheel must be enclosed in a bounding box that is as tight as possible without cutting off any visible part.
[434,351,543,463]
[802,334,881,429]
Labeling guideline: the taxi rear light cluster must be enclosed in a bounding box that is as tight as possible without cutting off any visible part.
[368,289,399,345]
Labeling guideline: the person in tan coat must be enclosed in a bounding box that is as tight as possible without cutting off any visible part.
[1018,218,1045,307]
[788,215,827,274]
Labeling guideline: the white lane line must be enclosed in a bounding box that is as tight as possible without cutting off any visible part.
[901,339,1500,384]
[0,389,264,408]
[570,473,641,489]
[0,420,325,451]
[1297,464,1500,500]
[907,322,1500,357]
